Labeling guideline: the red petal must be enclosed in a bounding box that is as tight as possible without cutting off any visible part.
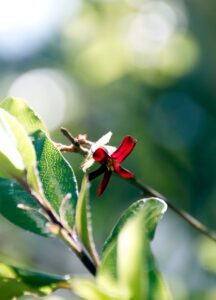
[111,136,136,163]
[88,165,106,181]
[93,148,108,162]
[113,164,134,179]
[98,169,112,196]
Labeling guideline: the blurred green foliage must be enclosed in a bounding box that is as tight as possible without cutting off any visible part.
[0,0,215,299]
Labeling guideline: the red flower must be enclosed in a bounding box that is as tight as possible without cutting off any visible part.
[88,136,137,196]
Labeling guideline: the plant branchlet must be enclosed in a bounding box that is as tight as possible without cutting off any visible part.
[17,178,97,276]
[59,128,216,243]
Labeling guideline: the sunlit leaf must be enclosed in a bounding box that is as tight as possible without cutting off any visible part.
[117,209,172,300]
[18,296,65,300]
[71,278,119,300]
[103,197,167,253]
[0,129,78,236]
[32,130,78,228]
[117,211,148,300]
[100,198,167,279]
[72,198,171,300]
[97,198,171,300]
[0,97,48,135]
[75,176,99,264]
[0,262,69,300]
[0,108,42,195]
[0,110,24,179]
[0,109,48,235]
[98,198,164,278]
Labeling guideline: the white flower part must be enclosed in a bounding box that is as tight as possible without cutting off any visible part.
[81,131,113,172]
[105,145,117,155]
[81,157,95,172]
[91,131,113,153]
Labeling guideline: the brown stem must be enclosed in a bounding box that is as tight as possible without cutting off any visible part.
[129,177,216,242]
[58,128,216,242]
[18,179,97,276]
[60,229,96,276]
[60,127,89,155]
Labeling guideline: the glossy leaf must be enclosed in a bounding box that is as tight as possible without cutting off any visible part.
[146,254,172,300]
[0,108,42,195]
[71,278,119,300]
[0,262,68,300]
[0,110,24,179]
[0,129,78,236]
[75,176,99,263]
[72,198,171,300]
[103,197,167,253]
[117,210,172,300]
[0,97,48,135]
[117,211,148,300]
[99,198,167,281]
[32,130,78,228]
[0,178,49,236]
[98,198,167,296]
[0,109,48,235]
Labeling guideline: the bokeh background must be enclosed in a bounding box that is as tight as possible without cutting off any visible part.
[0,0,215,299]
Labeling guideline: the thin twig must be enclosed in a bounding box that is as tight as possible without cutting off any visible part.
[18,179,97,276]
[60,228,96,276]
[129,177,216,242]
[58,130,216,243]
[60,127,89,155]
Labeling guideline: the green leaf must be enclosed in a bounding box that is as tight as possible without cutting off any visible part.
[32,130,78,228]
[117,209,172,300]
[0,103,77,235]
[0,108,42,195]
[0,109,48,236]
[72,198,171,300]
[99,198,167,279]
[117,211,149,300]
[18,296,66,300]
[75,176,99,264]
[0,109,25,179]
[98,198,168,290]
[146,256,172,300]
[0,262,68,300]
[0,97,48,135]
[0,178,49,236]
[0,129,78,236]
[103,197,167,253]
[71,278,119,300]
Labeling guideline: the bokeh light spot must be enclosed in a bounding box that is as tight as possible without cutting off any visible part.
[8,69,71,131]
[127,1,177,55]
[0,0,81,60]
